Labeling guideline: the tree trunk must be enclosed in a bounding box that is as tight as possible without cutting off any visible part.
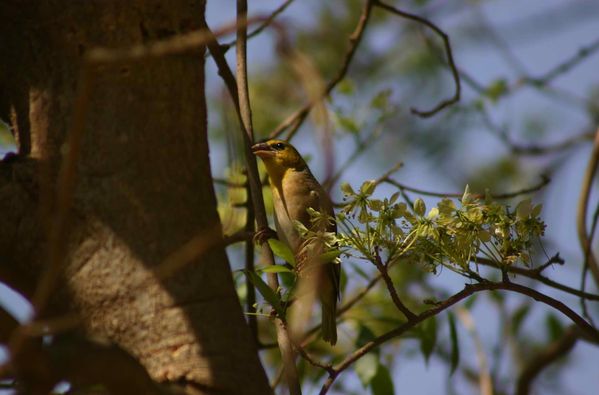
[0,1,270,393]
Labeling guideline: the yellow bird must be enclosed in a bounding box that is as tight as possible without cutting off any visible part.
[252,139,340,345]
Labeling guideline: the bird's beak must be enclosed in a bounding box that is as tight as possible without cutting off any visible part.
[251,142,276,158]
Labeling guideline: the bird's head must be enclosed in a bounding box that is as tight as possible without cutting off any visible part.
[251,140,307,179]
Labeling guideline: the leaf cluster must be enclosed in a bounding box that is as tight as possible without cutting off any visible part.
[337,182,546,275]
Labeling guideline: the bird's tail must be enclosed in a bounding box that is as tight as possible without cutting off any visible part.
[321,294,337,345]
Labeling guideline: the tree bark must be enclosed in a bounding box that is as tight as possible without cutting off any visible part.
[0,1,270,393]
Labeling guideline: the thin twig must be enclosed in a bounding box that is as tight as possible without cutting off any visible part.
[373,248,416,319]
[374,0,461,117]
[383,175,550,200]
[269,0,375,139]
[476,257,599,301]
[293,342,335,375]
[522,37,599,86]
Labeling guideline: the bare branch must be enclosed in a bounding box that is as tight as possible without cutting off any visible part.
[374,0,461,117]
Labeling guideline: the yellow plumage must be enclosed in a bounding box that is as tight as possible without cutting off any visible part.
[252,139,340,345]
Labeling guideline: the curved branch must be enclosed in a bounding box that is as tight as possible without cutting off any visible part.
[577,128,599,287]
[374,0,461,117]
[319,280,599,394]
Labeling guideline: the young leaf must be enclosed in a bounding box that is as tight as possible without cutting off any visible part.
[516,198,533,219]
[341,182,355,196]
[355,353,378,387]
[371,363,394,395]
[360,180,377,196]
[448,313,460,376]
[267,238,296,266]
[244,270,284,317]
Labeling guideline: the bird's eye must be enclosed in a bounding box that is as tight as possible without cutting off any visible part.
[272,142,286,150]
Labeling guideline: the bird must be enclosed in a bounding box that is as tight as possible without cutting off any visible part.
[252,139,340,345]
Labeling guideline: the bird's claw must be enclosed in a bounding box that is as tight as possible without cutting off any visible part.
[254,227,278,245]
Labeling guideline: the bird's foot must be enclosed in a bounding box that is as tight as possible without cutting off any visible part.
[253,226,278,245]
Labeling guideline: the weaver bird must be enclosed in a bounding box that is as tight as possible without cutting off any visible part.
[252,139,340,345]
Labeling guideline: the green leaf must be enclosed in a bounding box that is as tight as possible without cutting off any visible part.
[419,316,437,363]
[244,270,284,317]
[337,78,355,95]
[260,265,293,274]
[448,313,460,376]
[338,115,360,134]
[355,353,378,387]
[546,313,564,341]
[320,249,342,262]
[414,198,426,216]
[511,304,530,336]
[267,239,296,266]
[371,363,394,395]
[370,89,392,110]
[341,182,355,196]
[532,203,543,217]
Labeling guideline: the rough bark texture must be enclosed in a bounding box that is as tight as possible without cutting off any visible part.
[0,1,270,393]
